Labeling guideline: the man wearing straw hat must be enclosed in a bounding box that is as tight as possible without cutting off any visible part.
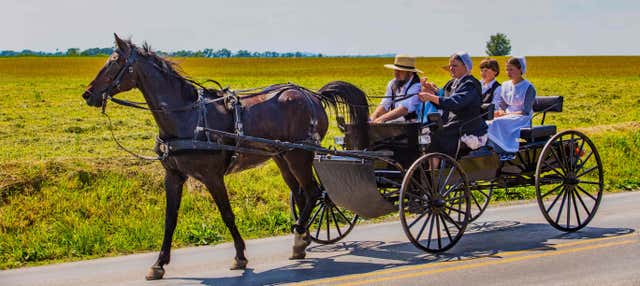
[369,54,423,123]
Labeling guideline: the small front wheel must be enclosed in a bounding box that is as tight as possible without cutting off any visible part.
[399,153,470,253]
[290,190,358,244]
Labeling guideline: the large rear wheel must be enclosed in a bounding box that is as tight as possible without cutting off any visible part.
[535,130,604,232]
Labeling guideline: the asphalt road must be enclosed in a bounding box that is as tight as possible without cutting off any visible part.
[1,192,639,286]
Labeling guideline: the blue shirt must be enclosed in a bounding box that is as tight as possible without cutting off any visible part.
[416,89,443,123]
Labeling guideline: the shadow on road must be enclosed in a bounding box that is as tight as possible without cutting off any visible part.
[167,221,634,286]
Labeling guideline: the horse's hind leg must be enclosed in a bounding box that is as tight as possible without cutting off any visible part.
[204,176,248,270]
[280,150,321,259]
[274,156,305,225]
[146,169,187,280]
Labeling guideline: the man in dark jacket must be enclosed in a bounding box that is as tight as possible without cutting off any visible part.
[418,51,488,158]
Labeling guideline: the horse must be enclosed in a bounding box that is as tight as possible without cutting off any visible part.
[81,34,369,280]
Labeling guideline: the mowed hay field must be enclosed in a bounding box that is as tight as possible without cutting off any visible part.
[1,56,639,269]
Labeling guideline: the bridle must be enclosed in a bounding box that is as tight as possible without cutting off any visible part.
[82,47,139,113]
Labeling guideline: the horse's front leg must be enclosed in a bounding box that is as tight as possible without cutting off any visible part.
[146,169,187,280]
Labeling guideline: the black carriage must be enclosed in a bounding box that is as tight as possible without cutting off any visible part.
[292,96,605,252]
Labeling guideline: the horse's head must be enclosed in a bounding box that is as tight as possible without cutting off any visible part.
[82,34,140,107]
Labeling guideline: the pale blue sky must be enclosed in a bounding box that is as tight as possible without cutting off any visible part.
[3,0,639,56]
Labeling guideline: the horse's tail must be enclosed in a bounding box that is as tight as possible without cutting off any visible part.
[318,81,370,149]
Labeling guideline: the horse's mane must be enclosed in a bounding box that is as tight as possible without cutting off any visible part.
[124,39,220,96]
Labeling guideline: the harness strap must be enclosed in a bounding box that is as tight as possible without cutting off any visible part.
[156,138,278,158]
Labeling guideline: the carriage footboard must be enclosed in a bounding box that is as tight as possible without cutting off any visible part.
[313,155,396,219]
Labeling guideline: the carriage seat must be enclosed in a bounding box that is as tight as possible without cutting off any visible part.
[519,96,563,143]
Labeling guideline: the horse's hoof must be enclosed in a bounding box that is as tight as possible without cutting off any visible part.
[289,231,310,260]
[289,251,306,260]
[230,258,248,270]
[145,266,165,280]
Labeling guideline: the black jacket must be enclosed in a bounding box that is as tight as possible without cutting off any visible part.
[436,74,488,136]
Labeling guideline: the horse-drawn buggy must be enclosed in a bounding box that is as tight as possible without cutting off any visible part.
[82,36,604,279]
[294,95,604,253]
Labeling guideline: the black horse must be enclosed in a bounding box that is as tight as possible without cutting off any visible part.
[82,34,368,280]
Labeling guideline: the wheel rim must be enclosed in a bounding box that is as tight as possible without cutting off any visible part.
[400,153,470,252]
[536,130,604,232]
[290,190,358,244]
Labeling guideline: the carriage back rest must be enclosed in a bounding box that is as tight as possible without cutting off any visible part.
[521,96,563,142]
[533,96,563,113]
[481,103,495,121]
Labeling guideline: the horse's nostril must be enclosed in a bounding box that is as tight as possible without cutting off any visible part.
[82,92,90,100]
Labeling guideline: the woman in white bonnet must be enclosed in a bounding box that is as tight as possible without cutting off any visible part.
[419,51,488,157]
[487,56,537,160]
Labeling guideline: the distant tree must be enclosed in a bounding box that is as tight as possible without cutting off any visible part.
[80,47,113,56]
[202,48,214,58]
[66,48,80,56]
[213,48,231,58]
[235,50,252,57]
[486,33,511,56]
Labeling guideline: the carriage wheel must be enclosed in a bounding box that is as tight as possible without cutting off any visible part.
[468,185,492,222]
[399,153,470,253]
[535,130,604,232]
[290,190,358,244]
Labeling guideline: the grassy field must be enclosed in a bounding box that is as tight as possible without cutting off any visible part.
[1,56,639,269]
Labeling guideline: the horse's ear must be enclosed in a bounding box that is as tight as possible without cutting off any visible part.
[114,33,128,51]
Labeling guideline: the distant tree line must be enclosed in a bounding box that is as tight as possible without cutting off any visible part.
[0,47,397,58]
[0,47,336,58]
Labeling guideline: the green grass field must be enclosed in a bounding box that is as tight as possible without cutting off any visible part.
[1,56,639,269]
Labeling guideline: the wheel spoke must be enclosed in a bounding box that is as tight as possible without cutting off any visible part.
[576,166,598,178]
[545,185,566,213]
[445,205,466,216]
[576,185,598,201]
[426,213,435,248]
[418,165,432,193]
[334,204,352,225]
[416,212,431,244]
[325,204,331,241]
[409,209,431,229]
[575,151,594,171]
[410,176,430,193]
[307,201,323,228]
[444,192,466,204]
[440,214,454,242]
[554,188,569,225]
[439,165,456,195]
[329,207,343,237]
[543,160,566,177]
[570,188,582,226]
[441,211,462,230]
[471,192,483,211]
[557,136,571,171]
[541,183,564,199]
[568,134,575,170]
[315,204,326,238]
[577,138,586,158]
[578,180,601,185]
[550,145,567,172]
[574,187,593,216]
[404,191,428,205]
[566,187,572,228]
[436,212,442,249]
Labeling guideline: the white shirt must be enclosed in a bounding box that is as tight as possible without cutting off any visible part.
[481,79,502,100]
[380,75,421,113]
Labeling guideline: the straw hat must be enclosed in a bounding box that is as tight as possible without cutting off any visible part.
[384,54,423,73]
